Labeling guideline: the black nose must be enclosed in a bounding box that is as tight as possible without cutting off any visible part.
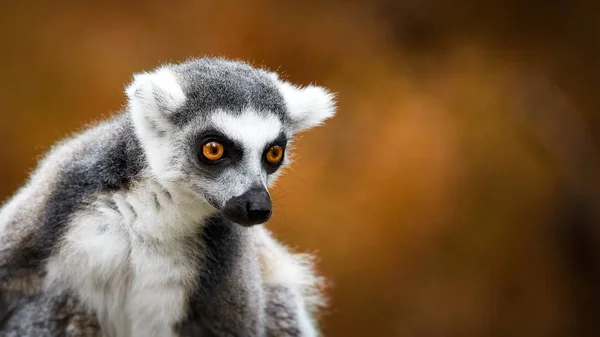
[222,187,272,226]
[247,196,271,222]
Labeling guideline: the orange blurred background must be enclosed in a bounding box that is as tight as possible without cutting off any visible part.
[2,1,600,336]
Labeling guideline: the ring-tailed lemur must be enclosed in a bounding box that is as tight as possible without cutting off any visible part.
[0,57,336,337]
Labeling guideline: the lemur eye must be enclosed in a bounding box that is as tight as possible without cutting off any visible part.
[202,142,224,161]
[265,145,284,164]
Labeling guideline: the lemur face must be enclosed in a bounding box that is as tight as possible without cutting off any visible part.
[126,58,335,226]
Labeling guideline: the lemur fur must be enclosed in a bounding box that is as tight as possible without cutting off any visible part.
[0,57,336,337]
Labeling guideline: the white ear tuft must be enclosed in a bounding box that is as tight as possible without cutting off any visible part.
[278,81,336,132]
[125,67,186,119]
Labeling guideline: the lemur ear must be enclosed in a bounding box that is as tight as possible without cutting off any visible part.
[125,67,186,124]
[277,81,336,133]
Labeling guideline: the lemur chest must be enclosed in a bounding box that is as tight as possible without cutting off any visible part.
[46,183,211,337]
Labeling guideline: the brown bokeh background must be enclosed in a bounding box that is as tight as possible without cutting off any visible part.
[2,1,600,336]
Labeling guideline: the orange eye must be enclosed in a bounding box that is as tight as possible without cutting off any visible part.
[202,142,224,161]
[265,145,284,164]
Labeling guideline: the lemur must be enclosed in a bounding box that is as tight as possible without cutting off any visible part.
[0,57,336,337]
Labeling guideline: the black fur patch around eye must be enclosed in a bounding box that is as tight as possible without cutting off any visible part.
[262,132,288,174]
[192,130,244,174]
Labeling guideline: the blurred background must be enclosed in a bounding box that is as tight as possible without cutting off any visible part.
[1,1,600,336]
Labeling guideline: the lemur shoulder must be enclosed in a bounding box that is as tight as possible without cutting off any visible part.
[0,57,336,337]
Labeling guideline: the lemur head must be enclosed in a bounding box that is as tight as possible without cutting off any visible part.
[125,58,336,226]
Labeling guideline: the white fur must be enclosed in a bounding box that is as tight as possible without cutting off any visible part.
[45,177,215,337]
[210,109,283,154]
[125,67,186,115]
[127,68,187,182]
[276,81,336,132]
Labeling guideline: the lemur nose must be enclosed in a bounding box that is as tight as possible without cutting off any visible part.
[247,202,271,222]
[245,188,272,223]
[222,186,272,226]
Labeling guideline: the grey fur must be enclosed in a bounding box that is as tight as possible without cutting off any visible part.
[265,286,303,337]
[169,58,288,126]
[0,115,145,336]
[0,57,332,337]
[0,293,101,337]
[0,114,144,295]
